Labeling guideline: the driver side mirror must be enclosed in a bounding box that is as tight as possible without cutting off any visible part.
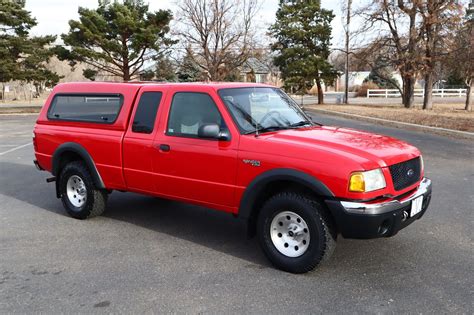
[198,123,230,141]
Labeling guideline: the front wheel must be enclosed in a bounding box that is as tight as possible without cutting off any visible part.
[257,193,336,273]
[59,161,108,219]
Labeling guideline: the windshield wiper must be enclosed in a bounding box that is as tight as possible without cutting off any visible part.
[289,120,313,127]
[244,121,313,135]
[225,100,260,129]
[244,125,292,135]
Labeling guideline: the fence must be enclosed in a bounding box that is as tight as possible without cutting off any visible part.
[367,88,467,98]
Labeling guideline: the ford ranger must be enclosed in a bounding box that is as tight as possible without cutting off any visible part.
[33,82,432,273]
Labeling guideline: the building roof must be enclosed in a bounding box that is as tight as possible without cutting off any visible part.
[241,57,278,74]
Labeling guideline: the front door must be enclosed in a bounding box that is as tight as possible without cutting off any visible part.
[153,89,239,210]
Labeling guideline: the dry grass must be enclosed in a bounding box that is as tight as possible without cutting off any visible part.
[0,107,41,114]
[0,97,47,106]
[308,103,474,132]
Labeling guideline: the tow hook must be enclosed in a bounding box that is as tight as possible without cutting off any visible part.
[401,210,409,222]
[46,176,56,183]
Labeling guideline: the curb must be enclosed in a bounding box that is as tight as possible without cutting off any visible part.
[308,108,474,139]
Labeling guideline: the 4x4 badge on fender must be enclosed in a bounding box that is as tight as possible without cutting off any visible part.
[243,159,261,167]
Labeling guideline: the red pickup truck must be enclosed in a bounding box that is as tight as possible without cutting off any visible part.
[33,82,432,273]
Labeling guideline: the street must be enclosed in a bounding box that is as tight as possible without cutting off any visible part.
[0,113,473,313]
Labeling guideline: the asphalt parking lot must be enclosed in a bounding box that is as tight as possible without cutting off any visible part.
[1,113,473,313]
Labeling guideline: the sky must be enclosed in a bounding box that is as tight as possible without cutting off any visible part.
[24,0,346,48]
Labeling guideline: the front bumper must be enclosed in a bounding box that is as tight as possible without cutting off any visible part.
[326,178,432,239]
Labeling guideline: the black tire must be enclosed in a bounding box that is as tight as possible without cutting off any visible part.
[59,161,107,219]
[257,193,336,273]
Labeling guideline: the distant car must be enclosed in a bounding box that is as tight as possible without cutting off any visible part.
[33,82,432,273]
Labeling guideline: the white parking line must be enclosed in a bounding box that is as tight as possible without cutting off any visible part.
[0,143,32,156]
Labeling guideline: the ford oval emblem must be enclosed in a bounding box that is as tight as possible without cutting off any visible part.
[407,169,415,177]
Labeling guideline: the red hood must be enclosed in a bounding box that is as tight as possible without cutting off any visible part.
[259,126,420,169]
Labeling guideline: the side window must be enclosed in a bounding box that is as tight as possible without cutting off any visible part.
[47,94,123,123]
[167,92,226,138]
[132,92,163,133]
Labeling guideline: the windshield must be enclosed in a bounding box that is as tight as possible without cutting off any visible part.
[218,87,313,134]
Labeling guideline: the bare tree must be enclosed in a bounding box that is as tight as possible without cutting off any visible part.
[176,0,260,81]
[355,0,424,108]
[417,1,463,110]
[466,1,474,111]
[447,16,473,111]
[352,41,403,92]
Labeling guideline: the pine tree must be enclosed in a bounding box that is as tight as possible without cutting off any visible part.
[270,0,336,104]
[177,49,202,82]
[58,0,174,81]
[0,0,58,100]
[155,55,176,81]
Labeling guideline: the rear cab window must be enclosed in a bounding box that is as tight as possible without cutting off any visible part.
[132,92,163,134]
[47,94,124,124]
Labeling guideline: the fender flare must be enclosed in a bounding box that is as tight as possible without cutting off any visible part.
[52,142,105,189]
[238,168,335,221]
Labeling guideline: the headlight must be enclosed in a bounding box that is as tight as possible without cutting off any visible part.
[349,168,386,192]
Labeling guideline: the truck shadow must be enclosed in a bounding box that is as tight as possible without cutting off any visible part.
[105,192,267,267]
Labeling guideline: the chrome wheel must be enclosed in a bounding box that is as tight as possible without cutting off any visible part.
[66,175,87,208]
[270,211,310,257]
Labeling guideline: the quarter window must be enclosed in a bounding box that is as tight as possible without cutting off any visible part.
[132,92,163,133]
[47,94,123,123]
[167,92,226,138]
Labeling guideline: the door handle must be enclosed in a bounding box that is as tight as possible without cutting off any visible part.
[158,144,170,152]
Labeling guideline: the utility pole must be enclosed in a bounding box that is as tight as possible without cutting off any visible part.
[343,0,352,104]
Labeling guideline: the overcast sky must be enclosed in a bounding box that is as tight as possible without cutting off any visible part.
[25,0,346,48]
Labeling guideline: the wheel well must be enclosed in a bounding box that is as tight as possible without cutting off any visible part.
[52,151,84,199]
[246,180,336,238]
[57,151,83,176]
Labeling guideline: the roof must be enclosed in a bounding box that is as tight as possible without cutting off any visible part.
[241,57,278,74]
[54,81,276,91]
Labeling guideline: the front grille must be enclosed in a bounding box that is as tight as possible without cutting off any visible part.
[389,157,421,191]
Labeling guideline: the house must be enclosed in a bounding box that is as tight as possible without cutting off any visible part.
[239,57,282,86]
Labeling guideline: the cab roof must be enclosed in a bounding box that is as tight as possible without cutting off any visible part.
[54,81,276,91]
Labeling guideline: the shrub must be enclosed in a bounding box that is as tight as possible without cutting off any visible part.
[357,81,379,97]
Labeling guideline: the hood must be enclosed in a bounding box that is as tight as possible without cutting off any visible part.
[260,126,420,169]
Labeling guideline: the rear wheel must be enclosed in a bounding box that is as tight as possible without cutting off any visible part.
[257,193,336,273]
[59,161,107,219]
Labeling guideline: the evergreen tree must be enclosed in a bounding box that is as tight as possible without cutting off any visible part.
[58,0,174,81]
[270,0,336,104]
[177,49,202,82]
[155,55,176,81]
[363,57,399,90]
[0,0,58,100]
